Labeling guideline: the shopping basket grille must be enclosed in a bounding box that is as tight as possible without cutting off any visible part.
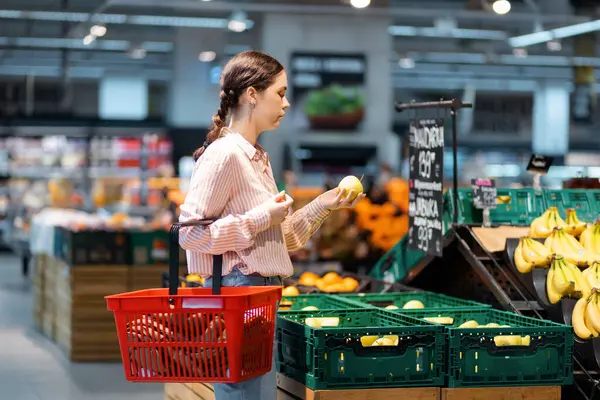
[106,221,282,383]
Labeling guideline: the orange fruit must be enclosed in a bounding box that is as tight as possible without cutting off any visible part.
[325,283,346,293]
[322,272,342,285]
[299,272,319,286]
[315,279,329,292]
[342,277,359,292]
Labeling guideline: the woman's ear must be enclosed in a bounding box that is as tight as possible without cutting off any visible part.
[245,86,258,104]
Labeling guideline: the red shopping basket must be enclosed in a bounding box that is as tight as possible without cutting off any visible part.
[105,220,282,383]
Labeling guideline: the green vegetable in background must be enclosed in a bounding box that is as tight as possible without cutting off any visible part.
[303,84,364,117]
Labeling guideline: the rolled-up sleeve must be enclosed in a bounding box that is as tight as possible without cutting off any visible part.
[282,197,331,252]
[179,149,272,254]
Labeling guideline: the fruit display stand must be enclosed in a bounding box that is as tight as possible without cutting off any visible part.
[371,188,600,399]
[164,374,441,400]
[32,253,128,361]
[164,376,561,400]
[30,224,189,362]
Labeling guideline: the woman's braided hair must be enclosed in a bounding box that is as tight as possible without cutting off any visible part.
[193,50,284,161]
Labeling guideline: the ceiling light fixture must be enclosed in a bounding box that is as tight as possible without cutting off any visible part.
[547,40,562,51]
[492,0,511,15]
[350,0,371,9]
[199,51,216,62]
[83,34,95,45]
[228,10,248,32]
[90,25,106,37]
[398,57,415,69]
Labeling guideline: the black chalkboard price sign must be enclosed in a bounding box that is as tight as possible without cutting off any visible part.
[471,178,497,209]
[526,154,554,175]
[407,118,444,257]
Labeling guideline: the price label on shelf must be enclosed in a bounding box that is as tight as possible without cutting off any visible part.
[526,154,553,175]
[471,178,497,210]
[407,118,444,257]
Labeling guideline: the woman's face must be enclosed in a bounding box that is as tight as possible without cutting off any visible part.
[255,70,290,131]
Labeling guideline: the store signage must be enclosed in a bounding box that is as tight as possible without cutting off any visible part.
[407,118,444,257]
[471,178,497,210]
[526,154,553,175]
[289,52,366,131]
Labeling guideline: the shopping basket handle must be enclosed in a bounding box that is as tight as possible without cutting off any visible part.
[169,220,223,298]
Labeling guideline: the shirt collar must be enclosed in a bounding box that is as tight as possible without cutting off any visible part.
[223,127,269,164]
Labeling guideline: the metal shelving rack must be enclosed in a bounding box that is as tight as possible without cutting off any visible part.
[0,122,172,276]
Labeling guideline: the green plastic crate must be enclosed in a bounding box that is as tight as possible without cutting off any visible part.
[336,292,490,311]
[489,188,546,225]
[369,236,426,282]
[444,189,481,225]
[129,230,169,265]
[445,188,546,226]
[543,189,599,224]
[276,308,445,390]
[278,294,360,311]
[400,308,573,388]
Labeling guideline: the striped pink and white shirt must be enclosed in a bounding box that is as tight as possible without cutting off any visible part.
[179,129,331,278]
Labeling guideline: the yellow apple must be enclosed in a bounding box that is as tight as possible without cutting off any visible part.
[282,286,300,297]
[338,176,363,201]
[301,306,319,311]
[402,300,425,309]
[385,305,400,310]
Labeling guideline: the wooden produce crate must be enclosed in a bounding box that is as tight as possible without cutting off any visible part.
[165,383,215,400]
[277,373,440,400]
[129,265,187,291]
[441,386,560,400]
[165,375,442,400]
[41,255,64,340]
[54,264,128,361]
[32,254,48,331]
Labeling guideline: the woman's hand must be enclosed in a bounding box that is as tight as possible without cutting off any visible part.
[318,188,365,211]
[265,191,294,225]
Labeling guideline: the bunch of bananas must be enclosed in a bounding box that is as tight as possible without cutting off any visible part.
[545,227,598,267]
[583,262,600,288]
[564,208,588,237]
[572,288,600,340]
[514,237,552,274]
[546,255,591,304]
[529,207,567,239]
[580,221,600,255]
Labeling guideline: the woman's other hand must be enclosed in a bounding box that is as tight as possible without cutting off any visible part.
[266,191,294,225]
[318,188,365,211]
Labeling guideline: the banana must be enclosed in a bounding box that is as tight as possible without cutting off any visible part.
[579,224,594,250]
[585,290,600,333]
[547,228,590,267]
[523,237,552,267]
[564,208,587,237]
[551,208,568,229]
[592,223,600,256]
[553,260,575,296]
[573,296,594,340]
[558,258,580,297]
[546,263,563,304]
[514,238,534,274]
[529,208,554,239]
[565,260,591,298]
[583,262,600,289]
[584,312,600,337]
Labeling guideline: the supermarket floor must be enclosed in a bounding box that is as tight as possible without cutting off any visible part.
[0,253,164,400]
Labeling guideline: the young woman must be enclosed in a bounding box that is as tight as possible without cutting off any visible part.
[178,50,364,400]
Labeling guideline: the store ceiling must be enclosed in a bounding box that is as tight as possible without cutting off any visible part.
[0,0,598,81]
